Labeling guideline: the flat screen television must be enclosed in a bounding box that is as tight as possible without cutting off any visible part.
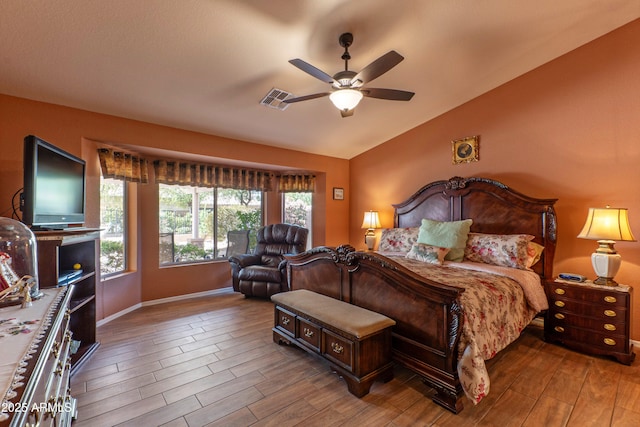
[21,135,86,230]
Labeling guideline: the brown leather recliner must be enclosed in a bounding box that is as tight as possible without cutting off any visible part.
[229,223,309,298]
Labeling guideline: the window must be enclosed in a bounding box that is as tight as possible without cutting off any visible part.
[100,177,126,275]
[283,192,312,249]
[159,184,263,265]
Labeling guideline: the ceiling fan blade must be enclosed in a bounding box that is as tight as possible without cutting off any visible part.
[362,88,415,101]
[340,109,354,118]
[350,51,404,86]
[282,92,331,103]
[289,59,335,84]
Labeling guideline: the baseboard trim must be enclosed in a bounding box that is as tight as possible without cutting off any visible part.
[97,287,235,327]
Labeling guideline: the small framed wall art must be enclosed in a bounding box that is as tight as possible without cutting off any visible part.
[452,135,479,164]
[333,187,344,200]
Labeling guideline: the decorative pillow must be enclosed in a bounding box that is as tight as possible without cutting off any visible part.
[464,233,534,270]
[405,243,450,265]
[417,218,473,262]
[378,227,419,253]
[526,241,545,269]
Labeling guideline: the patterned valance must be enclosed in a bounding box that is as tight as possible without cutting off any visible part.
[98,149,149,183]
[153,160,274,191]
[278,174,316,193]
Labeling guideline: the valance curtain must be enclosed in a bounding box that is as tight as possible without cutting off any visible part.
[153,160,274,191]
[98,148,149,183]
[277,174,316,192]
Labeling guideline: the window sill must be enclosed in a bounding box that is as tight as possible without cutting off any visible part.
[101,270,136,282]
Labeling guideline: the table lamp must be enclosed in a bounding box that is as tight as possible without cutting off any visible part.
[362,211,381,250]
[577,206,636,286]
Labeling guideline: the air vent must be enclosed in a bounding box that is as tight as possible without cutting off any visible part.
[260,88,293,111]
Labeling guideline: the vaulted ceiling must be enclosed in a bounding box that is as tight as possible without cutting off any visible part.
[1,1,638,159]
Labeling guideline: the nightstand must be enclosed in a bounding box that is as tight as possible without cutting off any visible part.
[544,278,635,365]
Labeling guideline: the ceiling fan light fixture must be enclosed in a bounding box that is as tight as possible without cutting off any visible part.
[329,89,363,111]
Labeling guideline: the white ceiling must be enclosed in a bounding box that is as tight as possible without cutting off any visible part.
[1,1,638,159]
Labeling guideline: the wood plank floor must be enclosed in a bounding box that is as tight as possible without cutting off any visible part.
[70,289,640,426]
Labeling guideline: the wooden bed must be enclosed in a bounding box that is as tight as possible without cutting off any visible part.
[283,176,557,413]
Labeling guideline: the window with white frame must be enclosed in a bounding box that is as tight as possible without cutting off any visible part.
[283,192,312,249]
[100,177,127,275]
[159,184,263,265]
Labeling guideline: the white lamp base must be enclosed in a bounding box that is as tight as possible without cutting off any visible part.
[364,230,376,251]
[591,251,621,286]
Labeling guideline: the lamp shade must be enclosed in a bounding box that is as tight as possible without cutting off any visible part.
[361,211,381,229]
[577,207,636,242]
[330,89,363,111]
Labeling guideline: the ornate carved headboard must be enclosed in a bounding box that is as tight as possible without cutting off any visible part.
[392,176,558,280]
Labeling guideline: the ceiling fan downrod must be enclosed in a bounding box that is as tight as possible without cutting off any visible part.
[339,33,353,72]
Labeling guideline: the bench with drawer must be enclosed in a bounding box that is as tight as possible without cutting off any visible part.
[271,289,396,397]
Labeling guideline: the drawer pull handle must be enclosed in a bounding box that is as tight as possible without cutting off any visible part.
[51,341,60,359]
[604,338,616,346]
[281,317,290,325]
[554,313,565,320]
[554,326,565,333]
[554,288,565,295]
[604,296,617,303]
[331,342,344,354]
[303,328,314,338]
[604,310,617,317]
[604,323,617,331]
[554,301,565,308]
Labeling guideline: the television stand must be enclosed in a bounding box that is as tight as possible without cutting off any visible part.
[34,229,99,373]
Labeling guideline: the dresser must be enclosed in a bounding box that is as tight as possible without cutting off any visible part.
[0,287,76,426]
[544,279,635,365]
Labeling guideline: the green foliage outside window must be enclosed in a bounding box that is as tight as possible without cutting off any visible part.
[159,185,262,265]
[284,192,312,228]
[100,240,124,275]
[100,178,126,275]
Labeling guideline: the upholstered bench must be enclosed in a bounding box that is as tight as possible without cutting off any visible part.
[271,289,396,397]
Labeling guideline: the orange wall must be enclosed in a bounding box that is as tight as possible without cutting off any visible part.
[351,20,640,339]
[0,96,349,318]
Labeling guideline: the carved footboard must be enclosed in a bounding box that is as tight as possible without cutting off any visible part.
[285,245,466,413]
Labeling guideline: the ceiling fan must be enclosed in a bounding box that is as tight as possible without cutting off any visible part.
[284,33,415,118]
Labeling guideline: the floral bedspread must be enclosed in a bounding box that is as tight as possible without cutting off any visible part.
[386,255,546,404]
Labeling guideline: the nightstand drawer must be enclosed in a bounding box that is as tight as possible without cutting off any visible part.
[548,312,626,333]
[548,297,627,320]
[547,325,627,353]
[548,283,627,307]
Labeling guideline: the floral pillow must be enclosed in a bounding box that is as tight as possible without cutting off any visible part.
[406,243,450,265]
[464,233,534,270]
[378,227,419,253]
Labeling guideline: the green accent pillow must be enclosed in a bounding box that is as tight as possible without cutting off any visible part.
[417,218,473,262]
